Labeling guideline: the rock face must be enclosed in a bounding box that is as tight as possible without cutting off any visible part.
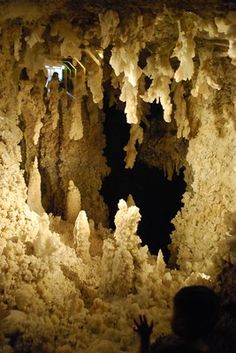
[0,1,236,352]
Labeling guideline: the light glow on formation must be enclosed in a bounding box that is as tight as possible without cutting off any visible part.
[0,3,235,353]
[198,272,211,280]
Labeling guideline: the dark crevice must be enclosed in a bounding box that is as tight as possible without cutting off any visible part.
[101,99,186,261]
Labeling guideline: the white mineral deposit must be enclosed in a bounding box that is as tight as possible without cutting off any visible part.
[0,1,235,352]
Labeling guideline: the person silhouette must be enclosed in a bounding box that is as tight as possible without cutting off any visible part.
[134,285,219,353]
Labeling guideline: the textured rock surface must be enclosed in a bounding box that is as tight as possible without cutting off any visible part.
[0,1,235,352]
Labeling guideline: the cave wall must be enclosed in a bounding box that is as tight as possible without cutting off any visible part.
[171,90,236,276]
[0,2,236,352]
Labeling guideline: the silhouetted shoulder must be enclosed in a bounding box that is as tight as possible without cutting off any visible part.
[151,335,207,353]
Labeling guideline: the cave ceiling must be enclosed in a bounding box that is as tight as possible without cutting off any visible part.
[1,0,236,24]
[0,1,236,352]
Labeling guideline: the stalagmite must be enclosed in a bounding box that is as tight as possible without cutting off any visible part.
[155,250,166,275]
[73,210,91,263]
[0,2,236,352]
[127,194,135,207]
[33,213,61,257]
[27,157,44,216]
[65,180,81,223]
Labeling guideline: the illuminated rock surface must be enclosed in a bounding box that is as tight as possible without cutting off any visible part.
[0,0,236,352]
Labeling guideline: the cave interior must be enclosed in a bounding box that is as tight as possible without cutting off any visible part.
[0,1,236,352]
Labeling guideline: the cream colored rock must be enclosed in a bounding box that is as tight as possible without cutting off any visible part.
[0,310,27,335]
[27,157,44,216]
[73,210,91,262]
[0,3,235,352]
[65,180,81,223]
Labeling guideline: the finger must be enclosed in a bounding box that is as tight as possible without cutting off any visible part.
[140,314,147,324]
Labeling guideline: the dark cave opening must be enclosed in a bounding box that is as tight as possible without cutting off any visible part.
[101,100,186,262]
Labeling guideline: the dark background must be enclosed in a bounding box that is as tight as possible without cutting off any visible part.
[101,102,186,261]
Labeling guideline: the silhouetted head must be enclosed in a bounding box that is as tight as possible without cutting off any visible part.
[171,285,219,340]
[52,72,59,80]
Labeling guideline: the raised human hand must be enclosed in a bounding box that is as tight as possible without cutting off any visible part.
[133,314,154,341]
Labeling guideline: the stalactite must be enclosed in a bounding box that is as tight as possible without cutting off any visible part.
[142,52,174,123]
[123,76,148,168]
[215,13,236,65]
[191,48,221,99]
[47,75,60,130]
[86,57,103,106]
[26,23,45,49]
[172,15,198,82]
[110,43,142,89]
[13,27,22,62]
[124,123,143,168]
[51,20,81,59]
[0,3,235,352]
[69,70,87,141]
[99,10,120,49]
[173,82,190,138]
[109,14,154,125]
[120,76,138,124]
[139,119,187,180]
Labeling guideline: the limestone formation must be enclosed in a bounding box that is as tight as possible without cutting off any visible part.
[0,1,235,352]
